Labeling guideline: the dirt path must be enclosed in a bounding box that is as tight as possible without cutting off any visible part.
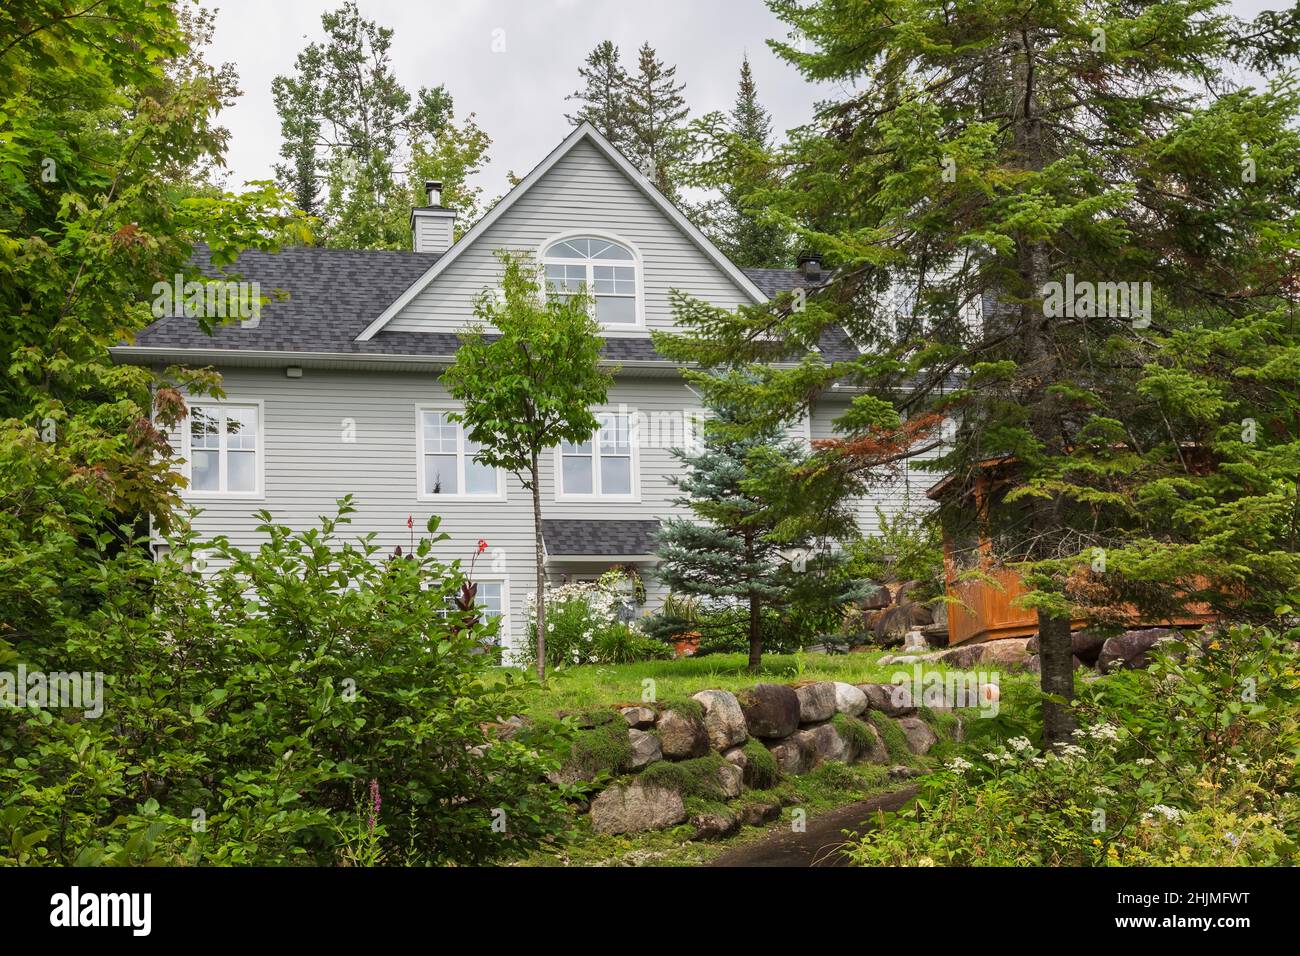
[709,785,919,868]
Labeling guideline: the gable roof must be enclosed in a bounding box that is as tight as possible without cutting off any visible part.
[353,122,768,342]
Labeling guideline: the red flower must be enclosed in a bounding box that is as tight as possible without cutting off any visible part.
[406,515,414,530]
[477,538,488,554]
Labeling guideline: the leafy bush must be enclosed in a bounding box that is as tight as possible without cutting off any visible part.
[0,499,571,866]
[844,625,1299,866]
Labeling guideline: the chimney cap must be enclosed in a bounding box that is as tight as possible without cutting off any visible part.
[423,180,444,207]
[797,252,823,277]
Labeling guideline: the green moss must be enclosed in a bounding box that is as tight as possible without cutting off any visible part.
[926,708,960,740]
[831,713,878,757]
[866,711,912,763]
[640,753,727,799]
[656,697,704,721]
[740,738,781,789]
[566,721,633,778]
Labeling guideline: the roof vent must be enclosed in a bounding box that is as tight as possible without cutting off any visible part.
[425,180,443,206]
[797,252,823,279]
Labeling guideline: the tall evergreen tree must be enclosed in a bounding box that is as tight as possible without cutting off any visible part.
[565,40,629,148]
[713,56,790,267]
[656,388,857,670]
[621,42,690,197]
[658,1,1300,744]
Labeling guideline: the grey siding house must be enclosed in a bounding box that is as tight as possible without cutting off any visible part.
[111,123,930,660]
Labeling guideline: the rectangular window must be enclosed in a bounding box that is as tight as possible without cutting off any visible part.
[186,403,261,495]
[557,410,637,499]
[419,410,503,498]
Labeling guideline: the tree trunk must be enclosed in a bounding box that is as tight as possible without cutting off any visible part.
[531,451,546,680]
[1013,29,1076,745]
[745,532,761,671]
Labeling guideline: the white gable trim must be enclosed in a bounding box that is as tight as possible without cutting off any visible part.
[354,123,768,342]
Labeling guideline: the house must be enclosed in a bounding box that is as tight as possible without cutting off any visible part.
[110,123,934,659]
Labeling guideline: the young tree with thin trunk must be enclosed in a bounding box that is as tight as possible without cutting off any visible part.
[655,385,857,671]
[442,252,614,678]
[661,0,1300,744]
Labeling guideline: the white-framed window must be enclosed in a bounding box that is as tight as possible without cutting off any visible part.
[418,409,504,499]
[541,233,643,327]
[556,409,639,500]
[183,402,262,496]
[440,578,509,646]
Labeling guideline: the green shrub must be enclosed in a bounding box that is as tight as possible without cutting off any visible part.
[866,711,913,763]
[845,625,1300,866]
[0,500,571,866]
[521,580,664,667]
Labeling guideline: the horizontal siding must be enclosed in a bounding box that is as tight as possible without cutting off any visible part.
[165,369,914,661]
[810,400,940,537]
[386,140,754,335]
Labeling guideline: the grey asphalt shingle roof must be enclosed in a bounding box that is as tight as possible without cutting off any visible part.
[542,519,660,556]
[122,245,851,364]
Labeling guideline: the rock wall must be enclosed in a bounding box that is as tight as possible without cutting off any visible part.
[581,680,944,836]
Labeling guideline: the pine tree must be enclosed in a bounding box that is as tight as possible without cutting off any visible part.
[621,43,689,198]
[565,40,629,148]
[656,390,856,670]
[658,1,1300,744]
[714,56,789,268]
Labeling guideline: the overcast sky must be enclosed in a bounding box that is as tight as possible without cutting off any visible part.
[201,0,1289,204]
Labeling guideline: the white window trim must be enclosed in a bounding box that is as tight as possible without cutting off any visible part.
[538,229,646,331]
[554,408,641,503]
[416,406,506,501]
[470,575,511,648]
[181,399,265,499]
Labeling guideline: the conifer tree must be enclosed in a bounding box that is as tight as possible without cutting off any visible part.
[622,43,690,197]
[565,40,629,148]
[658,0,1300,743]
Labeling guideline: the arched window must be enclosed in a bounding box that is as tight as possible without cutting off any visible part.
[542,235,640,326]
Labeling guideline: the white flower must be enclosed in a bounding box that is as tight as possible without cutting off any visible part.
[946,757,973,775]
[1008,736,1033,752]
[1135,757,1155,766]
[1087,723,1120,741]
[1058,744,1087,762]
[1142,804,1182,824]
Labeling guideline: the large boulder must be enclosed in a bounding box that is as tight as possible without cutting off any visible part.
[1097,628,1180,673]
[766,735,813,775]
[873,605,914,646]
[717,761,744,799]
[619,705,657,729]
[940,637,1033,670]
[1026,654,1083,675]
[657,709,710,759]
[738,683,801,739]
[859,584,892,610]
[794,681,837,724]
[691,689,749,750]
[858,682,918,717]
[589,781,686,834]
[691,811,739,840]
[627,728,662,769]
[738,799,781,827]
[1029,629,1110,666]
[844,718,889,764]
[833,682,869,717]
[896,716,938,755]
[794,723,850,766]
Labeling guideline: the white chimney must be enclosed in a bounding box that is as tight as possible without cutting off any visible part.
[411,179,455,254]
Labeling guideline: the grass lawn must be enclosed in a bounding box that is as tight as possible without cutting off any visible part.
[496,648,1003,722]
